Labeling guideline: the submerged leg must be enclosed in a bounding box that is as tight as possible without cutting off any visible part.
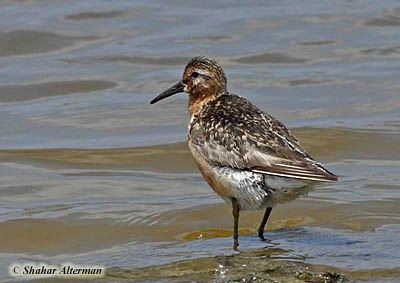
[232,198,240,250]
[257,207,272,241]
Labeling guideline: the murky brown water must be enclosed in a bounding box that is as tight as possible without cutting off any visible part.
[1,1,400,282]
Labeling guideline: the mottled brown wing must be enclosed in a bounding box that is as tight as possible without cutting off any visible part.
[189,94,338,182]
[250,159,338,182]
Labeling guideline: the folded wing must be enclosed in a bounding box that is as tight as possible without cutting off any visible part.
[189,94,338,183]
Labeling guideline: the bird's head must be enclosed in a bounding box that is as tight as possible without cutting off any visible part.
[150,56,227,109]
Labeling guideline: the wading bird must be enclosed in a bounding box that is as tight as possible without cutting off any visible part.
[150,56,337,250]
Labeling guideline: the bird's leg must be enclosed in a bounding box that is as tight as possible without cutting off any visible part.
[231,198,240,250]
[257,207,272,241]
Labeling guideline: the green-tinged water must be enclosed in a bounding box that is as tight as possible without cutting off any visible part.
[0,1,400,282]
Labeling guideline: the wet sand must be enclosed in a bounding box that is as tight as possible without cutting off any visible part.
[106,251,350,282]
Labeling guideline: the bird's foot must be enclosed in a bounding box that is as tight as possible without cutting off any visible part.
[233,239,239,251]
[258,229,266,241]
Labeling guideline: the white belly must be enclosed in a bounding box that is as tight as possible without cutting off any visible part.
[189,141,312,210]
[212,167,312,210]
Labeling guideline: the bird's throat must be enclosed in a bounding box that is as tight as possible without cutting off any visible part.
[188,91,218,116]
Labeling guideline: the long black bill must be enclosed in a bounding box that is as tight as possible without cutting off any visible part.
[149,81,185,104]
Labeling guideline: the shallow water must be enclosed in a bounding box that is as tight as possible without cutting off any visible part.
[0,0,400,282]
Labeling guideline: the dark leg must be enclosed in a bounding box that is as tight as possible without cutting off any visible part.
[258,207,272,241]
[232,198,240,250]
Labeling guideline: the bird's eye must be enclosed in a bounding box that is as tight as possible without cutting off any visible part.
[191,72,199,78]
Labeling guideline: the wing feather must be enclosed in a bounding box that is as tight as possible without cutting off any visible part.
[189,94,338,183]
[251,161,338,182]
